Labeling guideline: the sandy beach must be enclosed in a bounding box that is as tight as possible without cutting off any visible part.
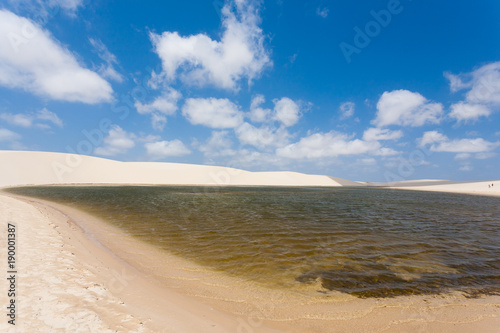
[1,151,500,332]
[387,180,500,197]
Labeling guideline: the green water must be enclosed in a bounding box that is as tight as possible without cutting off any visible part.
[6,186,500,298]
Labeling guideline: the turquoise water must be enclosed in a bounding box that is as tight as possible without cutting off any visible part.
[7,185,500,298]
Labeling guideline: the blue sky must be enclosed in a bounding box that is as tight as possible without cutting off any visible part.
[0,0,499,182]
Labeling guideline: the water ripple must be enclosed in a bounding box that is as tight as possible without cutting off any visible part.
[7,186,500,298]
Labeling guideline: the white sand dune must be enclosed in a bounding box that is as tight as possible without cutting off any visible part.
[1,150,499,197]
[0,150,341,187]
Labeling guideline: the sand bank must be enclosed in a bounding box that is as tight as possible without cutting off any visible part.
[387,180,500,197]
[1,192,499,332]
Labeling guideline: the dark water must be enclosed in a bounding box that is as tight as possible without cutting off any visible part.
[6,186,500,298]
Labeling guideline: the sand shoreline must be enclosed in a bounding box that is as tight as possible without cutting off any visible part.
[1,190,500,332]
[0,193,251,332]
[386,182,500,197]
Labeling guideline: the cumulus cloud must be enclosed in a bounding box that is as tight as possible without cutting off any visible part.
[444,62,500,123]
[418,131,448,147]
[0,10,113,103]
[135,88,181,130]
[199,130,236,157]
[235,122,289,149]
[372,90,443,127]
[362,127,402,141]
[418,131,499,153]
[0,113,32,127]
[276,131,382,159]
[94,125,135,156]
[449,102,490,122]
[0,128,21,142]
[443,72,471,93]
[273,97,301,127]
[150,0,270,90]
[466,62,500,105]
[182,98,244,128]
[0,108,62,128]
[89,38,123,83]
[454,153,471,160]
[445,61,500,105]
[145,139,191,160]
[432,138,498,153]
[247,95,301,126]
[475,152,496,159]
[248,94,271,123]
[374,147,400,156]
[339,101,355,119]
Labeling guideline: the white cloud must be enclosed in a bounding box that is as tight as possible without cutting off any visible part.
[135,88,181,130]
[445,62,500,123]
[0,10,113,104]
[145,139,191,160]
[443,72,470,93]
[449,102,490,122]
[0,108,62,128]
[89,38,123,83]
[199,131,236,157]
[418,131,448,147]
[444,61,500,115]
[475,152,496,160]
[235,122,289,149]
[248,94,271,123]
[94,125,135,156]
[358,157,377,166]
[459,164,472,172]
[374,147,400,156]
[273,97,300,127]
[276,131,381,159]
[35,108,63,127]
[454,153,471,160]
[467,62,500,104]
[150,0,270,90]
[8,0,84,17]
[247,95,301,126]
[0,113,32,127]
[0,128,21,142]
[339,101,355,119]
[447,139,496,153]
[230,149,284,168]
[418,131,499,153]
[182,98,244,128]
[362,127,403,141]
[373,90,443,127]
[137,134,161,143]
[316,7,329,18]
[50,0,83,12]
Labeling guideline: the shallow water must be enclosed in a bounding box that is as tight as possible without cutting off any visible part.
[7,186,500,298]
